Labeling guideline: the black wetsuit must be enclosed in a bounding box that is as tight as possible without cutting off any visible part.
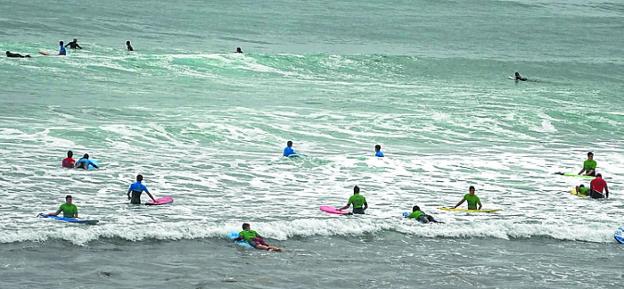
[6,52,30,58]
[65,41,82,49]
[353,207,366,214]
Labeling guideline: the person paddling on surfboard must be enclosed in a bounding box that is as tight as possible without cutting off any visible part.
[578,152,597,176]
[75,153,98,170]
[127,174,157,204]
[575,184,590,196]
[452,186,482,210]
[65,38,82,50]
[339,185,368,214]
[374,144,384,157]
[283,140,297,157]
[62,150,75,168]
[43,195,78,218]
[589,173,609,199]
[6,51,31,58]
[234,223,282,252]
[407,205,440,223]
[514,72,527,81]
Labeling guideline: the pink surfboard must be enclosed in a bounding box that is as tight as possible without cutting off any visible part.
[146,196,174,206]
[320,205,349,215]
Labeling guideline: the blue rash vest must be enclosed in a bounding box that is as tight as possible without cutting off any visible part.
[283,146,296,157]
[375,151,384,157]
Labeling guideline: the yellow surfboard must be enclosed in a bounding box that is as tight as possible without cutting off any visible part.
[569,187,588,198]
[438,207,501,213]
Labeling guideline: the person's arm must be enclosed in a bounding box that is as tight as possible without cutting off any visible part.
[578,167,586,175]
[64,43,70,48]
[590,181,594,192]
[127,187,132,200]
[145,188,156,202]
[477,200,482,210]
[48,208,62,216]
[76,44,82,49]
[363,201,368,211]
[452,199,465,209]
[74,209,79,218]
[605,184,609,198]
[89,160,98,169]
[339,202,351,211]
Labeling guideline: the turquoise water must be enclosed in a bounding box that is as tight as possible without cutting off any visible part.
[1,0,624,288]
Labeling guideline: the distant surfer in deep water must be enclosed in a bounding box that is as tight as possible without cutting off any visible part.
[235,47,243,53]
[235,223,282,251]
[514,72,527,81]
[58,41,67,55]
[283,140,297,157]
[374,144,384,157]
[6,51,30,58]
[126,40,133,51]
[65,38,82,50]
[339,185,368,214]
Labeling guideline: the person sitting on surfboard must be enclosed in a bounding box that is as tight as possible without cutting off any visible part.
[407,205,439,223]
[6,51,31,58]
[452,186,482,210]
[58,41,67,56]
[65,39,82,50]
[589,173,609,199]
[62,150,75,168]
[235,223,282,252]
[374,144,384,157]
[514,72,527,81]
[578,152,597,176]
[127,174,157,204]
[283,141,297,157]
[575,184,590,196]
[44,195,78,218]
[339,185,368,214]
[126,41,133,51]
[75,153,98,170]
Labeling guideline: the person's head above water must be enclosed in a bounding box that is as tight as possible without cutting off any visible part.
[126,40,131,45]
[59,41,64,46]
[287,141,293,147]
[596,173,602,178]
[242,223,250,230]
[587,152,594,159]
[375,144,381,152]
[353,185,360,194]
[469,186,476,194]
[65,194,73,204]
[136,174,143,182]
[82,153,89,159]
[236,47,243,53]
[67,150,73,158]
[5,51,9,56]
[412,205,420,212]
[515,72,520,77]
[73,38,78,43]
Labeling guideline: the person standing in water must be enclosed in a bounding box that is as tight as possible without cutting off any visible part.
[43,195,78,218]
[452,186,482,210]
[374,144,384,157]
[65,38,82,50]
[58,41,67,55]
[589,173,609,199]
[127,174,157,204]
[62,150,75,168]
[235,223,282,252]
[126,41,134,51]
[339,185,368,214]
[578,152,597,176]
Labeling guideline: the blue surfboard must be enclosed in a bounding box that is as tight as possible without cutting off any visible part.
[38,214,99,225]
[227,231,253,249]
[615,227,624,244]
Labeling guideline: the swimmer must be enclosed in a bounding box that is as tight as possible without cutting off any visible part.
[42,195,78,218]
[589,173,609,199]
[5,51,30,58]
[127,174,156,204]
[283,141,297,157]
[452,186,482,210]
[74,153,98,170]
[65,38,82,49]
[374,144,384,157]
[235,47,243,53]
[126,40,133,51]
[578,152,597,176]
[339,185,368,214]
[58,41,66,55]
[514,72,527,81]
[235,223,282,252]
[62,150,75,168]
[407,205,440,223]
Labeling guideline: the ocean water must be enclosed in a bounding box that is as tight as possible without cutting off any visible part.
[1,0,624,288]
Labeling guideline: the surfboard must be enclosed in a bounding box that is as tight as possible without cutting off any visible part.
[438,207,501,213]
[615,227,624,244]
[227,232,253,249]
[38,51,50,56]
[320,205,350,215]
[38,214,99,225]
[557,172,594,179]
[145,196,174,206]
[569,187,588,198]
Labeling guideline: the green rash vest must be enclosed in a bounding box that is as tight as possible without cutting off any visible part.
[578,186,590,196]
[348,194,366,209]
[408,210,424,219]
[463,194,480,210]
[59,203,78,218]
[583,160,597,170]
[239,230,258,241]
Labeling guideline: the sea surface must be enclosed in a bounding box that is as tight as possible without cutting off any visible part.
[1,0,624,288]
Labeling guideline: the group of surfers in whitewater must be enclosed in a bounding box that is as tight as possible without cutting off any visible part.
[44,144,609,252]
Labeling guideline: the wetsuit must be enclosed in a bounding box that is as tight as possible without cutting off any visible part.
[283,146,295,157]
[75,158,97,169]
[59,45,66,56]
[348,194,367,214]
[65,41,81,49]
[590,177,607,199]
[375,151,384,157]
[128,181,149,204]
[6,52,30,58]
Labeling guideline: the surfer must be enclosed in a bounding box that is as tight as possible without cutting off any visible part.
[452,186,482,210]
[339,185,368,214]
[575,184,590,196]
[589,173,609,199]
[578,152,597,176]
[235,47,243,53]
[235,223,282,252]
[75,153,98,170]
[407,205,440,223]
[62,150,75,168]
[127,174,156,204]
[514,72,527,81]
[44,195,78,218]
[65,38,82,49]
[5,51,30,58]
[58,41,67,55]
[283,141,296,157]
[374,144,384,157]
[126,40,133,51]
